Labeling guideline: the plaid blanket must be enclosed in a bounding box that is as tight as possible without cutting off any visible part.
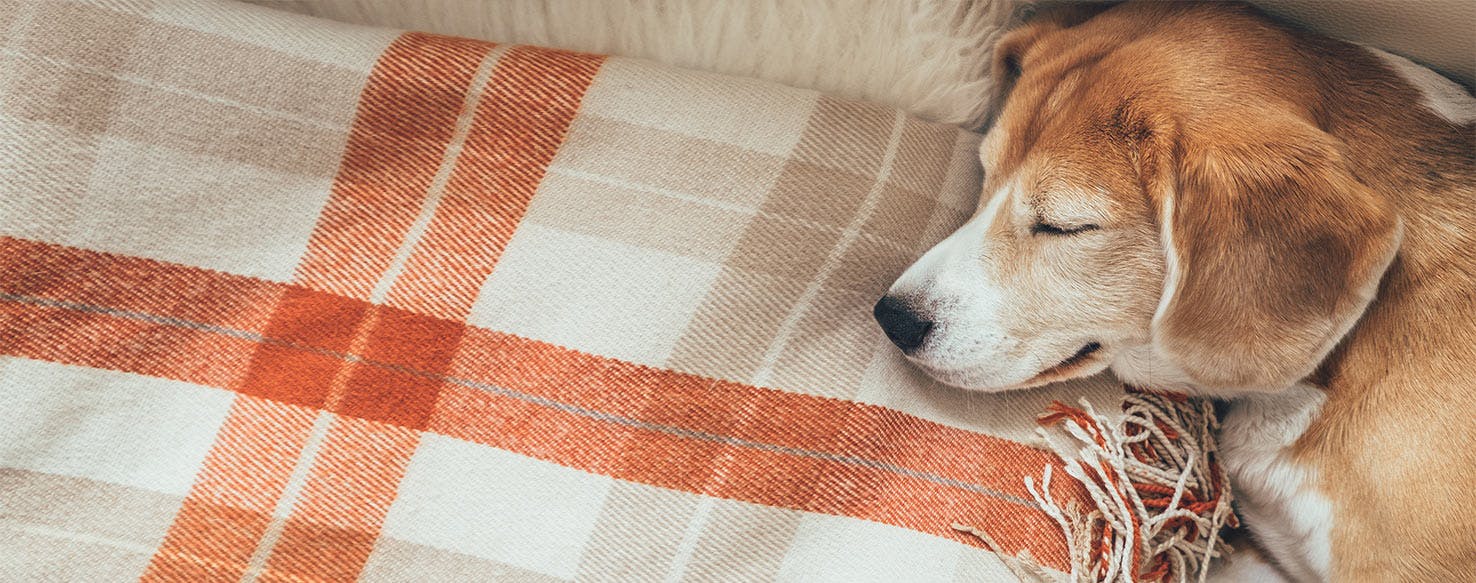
[0,1,1124,581]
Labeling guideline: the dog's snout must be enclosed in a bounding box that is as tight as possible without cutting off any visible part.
[873,295,933,351]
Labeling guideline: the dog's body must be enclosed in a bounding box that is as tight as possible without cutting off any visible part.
[877,3,1475,581]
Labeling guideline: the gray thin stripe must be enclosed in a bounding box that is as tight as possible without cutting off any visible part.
[0,291,1037,509]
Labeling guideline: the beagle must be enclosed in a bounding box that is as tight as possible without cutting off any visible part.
[874,2,1476,581]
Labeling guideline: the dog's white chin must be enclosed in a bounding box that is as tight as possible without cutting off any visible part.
[899,359,998,391]
[1107,344,1200,393]
[909,352,1112,393]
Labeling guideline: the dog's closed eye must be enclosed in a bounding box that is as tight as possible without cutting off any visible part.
[1030,221,1100,236]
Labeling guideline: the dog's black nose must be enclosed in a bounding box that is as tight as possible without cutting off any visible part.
[873,295,933,351]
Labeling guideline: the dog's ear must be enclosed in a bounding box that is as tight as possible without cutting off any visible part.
[989,3,1112,117]
[1148,114,1402,390]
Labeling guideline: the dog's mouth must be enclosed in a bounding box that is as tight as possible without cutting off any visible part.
[1025,342,1102,385]
[908,341,1107,392]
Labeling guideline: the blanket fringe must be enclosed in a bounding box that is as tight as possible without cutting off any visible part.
[957,388,1237,583]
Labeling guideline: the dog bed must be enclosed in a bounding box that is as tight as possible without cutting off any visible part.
[0,1,1223,581]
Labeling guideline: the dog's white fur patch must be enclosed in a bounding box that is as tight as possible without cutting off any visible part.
[1367,46,1476,124]
[249,0,1020,129]
[1206,547,1291,583]
[1219,384,1332,583]
[1109,344,1197,393]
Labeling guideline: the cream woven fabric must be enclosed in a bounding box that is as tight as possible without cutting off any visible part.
[0,1,1123,580]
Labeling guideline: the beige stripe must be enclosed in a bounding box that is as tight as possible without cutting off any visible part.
[360,537,565,582]
[680,500,803,582]
[22,2,365,126]
[0,469,182,580]
[0,47,341,132]
[661,497,717,583]
[529,167,919,270]
[887,118,959,194]
[665,97,899,383]
[576,482,702,581]
[544,166,918,255]
[791,97,894,175]
[548,166,758,215]
[3,520,156,561]
[750,110,907,387]
[0,0,37,86]
[553,115,786,209]
[0,48,346,177]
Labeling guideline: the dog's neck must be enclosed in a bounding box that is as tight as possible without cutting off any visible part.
[1308,40,1476,283]
[1303,38,1476,398]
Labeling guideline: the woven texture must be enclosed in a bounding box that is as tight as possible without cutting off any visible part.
[0,1,1126,581]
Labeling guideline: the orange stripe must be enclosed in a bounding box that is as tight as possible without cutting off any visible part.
[261,417,421,582]
[0,237,281,334]
[0,236,1047,489]
[429,383,1069,565]
[448,325,1067,503]
[143,32,499,582]
[383,46,605,320]
[0,298,258,390]
[255,45,600,580]
[293,32,496,299]
[252,33,502,581]
[0,236,1085,569]
[141,397,319,582]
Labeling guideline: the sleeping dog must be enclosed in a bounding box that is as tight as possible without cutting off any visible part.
[875,2,1475,581]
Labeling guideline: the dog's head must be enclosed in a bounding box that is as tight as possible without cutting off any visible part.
[876,2,1402,394]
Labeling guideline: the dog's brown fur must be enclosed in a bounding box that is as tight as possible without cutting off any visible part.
[991,2,1476,580]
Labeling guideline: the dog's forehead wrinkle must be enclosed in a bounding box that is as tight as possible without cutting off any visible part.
[1058,185,1117,219]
